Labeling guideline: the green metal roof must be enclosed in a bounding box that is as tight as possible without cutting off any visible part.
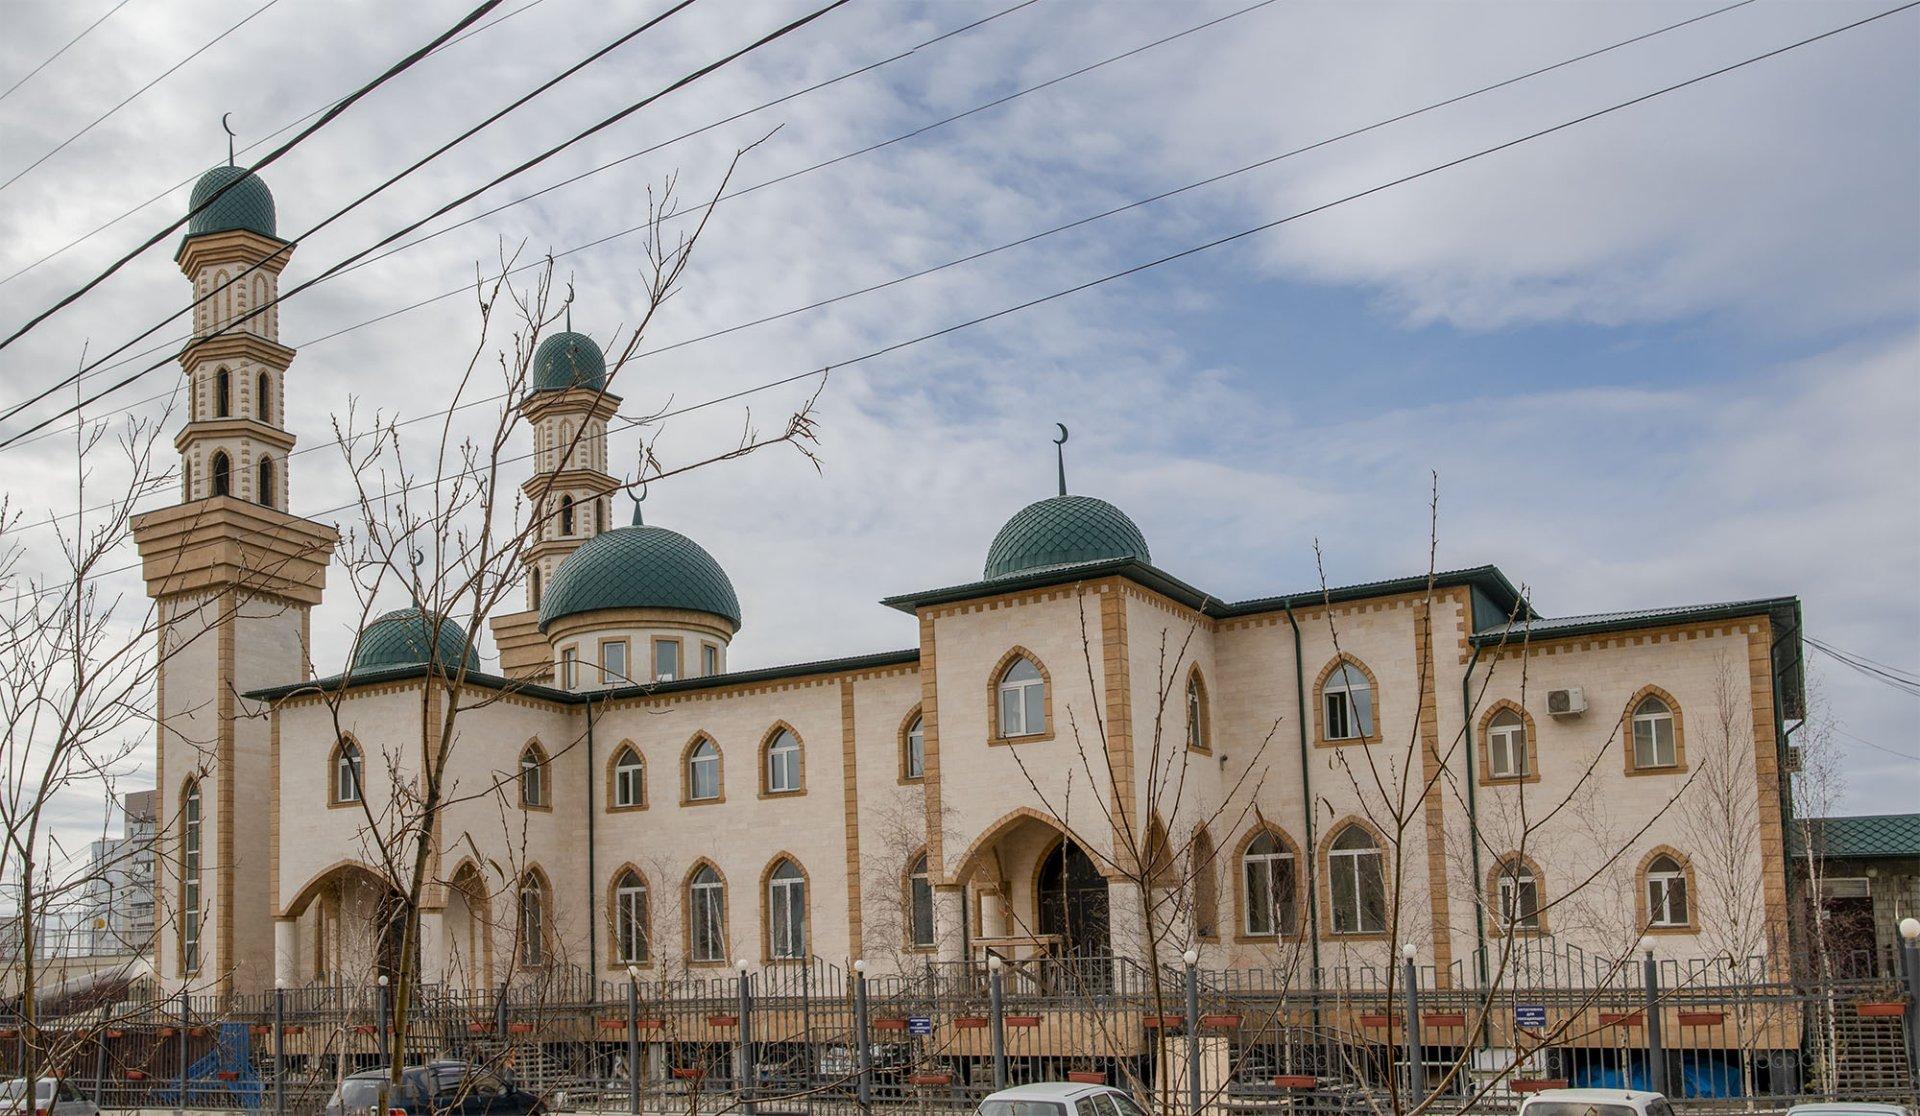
[530,331,606,393]
[349,608,481,674]
[983,495,1150,579]
[1798,814,1920,859]
[538,524,741,630]
[1471,598,1797,644]
[186,165,277,239]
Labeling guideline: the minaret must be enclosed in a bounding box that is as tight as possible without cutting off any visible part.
[130,158,338,995]
[489,327,620,678]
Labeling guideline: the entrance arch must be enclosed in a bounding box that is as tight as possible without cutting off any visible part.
[283,860,412,986]
[1036,838,1110,961]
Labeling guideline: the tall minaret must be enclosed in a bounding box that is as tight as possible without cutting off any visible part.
[131,159,338,995]
[489,327,620,679]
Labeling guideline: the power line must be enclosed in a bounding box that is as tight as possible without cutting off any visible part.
[1806,637,1920,698]
[0,0,286,193]
[0,0,137,107]
[3,0,1910,608]
[0,0,553,291]
[1804,635,1918,683]
[0,0,508,359]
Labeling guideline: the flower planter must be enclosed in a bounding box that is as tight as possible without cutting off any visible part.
[1676,1011,1723,1026]
[353,1025,378,1035]
[1066,1071,1105,1085]
[507,1022,535,1035]
[216,1071,241,1082]
[124,1071,149,1082]
[1856,1001,1907,1018]
[1141,1014,1184,1030]
[251,1025,273,1037]
[597,1019,628,1030]
[105,1030,126,1040]
[1511,1079,1569,1093]
[1598,1012,1643,1027]
[1358,1014,1392,1029]
[705,1014,738,1028]
[872,1018,910,1031]
[0,1029,19,1040]
[190,1027,211,1038]
[909,1072,954,1087]
[953,1016,989,1029]
[1200,1013,1243,1030]
[636,1018,665,1030]
[281,1026,305,1036]
[1421,1012,1466,1028]
[1004,1014,1041,1028]
[1272,1075,1318,1090]
[467,1022,493,1035]
[671,1067,705,1081]
[157,1028,177,1038]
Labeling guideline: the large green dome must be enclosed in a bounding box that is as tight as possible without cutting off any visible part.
[187,165,277,238]
[531,331,607,393]
[539,524,740,629]
[984,495,1150,579]
[350,608,481,674]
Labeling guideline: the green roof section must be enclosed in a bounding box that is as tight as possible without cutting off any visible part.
[530,331,607,393]
[186,165,277,239]
[1797,814,1920,859]
[349,608,481,674]
[538,524,741,630]
[1471,598,1798,644]
[984,495,1150,579]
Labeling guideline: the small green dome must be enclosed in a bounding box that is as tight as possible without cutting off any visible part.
[531,331,607,393]
[187,165,277,239]
[984,495,1150,579]
[350,608,481,674]
[539,524,740,630]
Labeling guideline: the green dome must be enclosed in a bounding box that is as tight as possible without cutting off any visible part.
[187,165,276,238]
[984,495,1150,579]
[531,331,607,393]
[539,524,740,630]
[350,608,481,674]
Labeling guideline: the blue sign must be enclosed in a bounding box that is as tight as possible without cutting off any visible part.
[1515,1005,1547,1029]
[908,1016,934,1036]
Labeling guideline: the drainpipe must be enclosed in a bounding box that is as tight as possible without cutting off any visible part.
[1281,602,1321,988]
[586,696,599,982]
[1460,645,1490,997]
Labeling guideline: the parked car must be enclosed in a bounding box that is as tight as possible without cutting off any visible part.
[978,1082,1149,1116]
[1518,1088,1674,1116]
[1785,1105,1914,1116]
[0,1078,100,1116]
[324,1061,543,1116]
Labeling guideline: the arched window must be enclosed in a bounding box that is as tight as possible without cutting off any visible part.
[1632,695,1678,769]
[559,494,575,536]
[519,743,548,809]
[613,869,648,964]
[901,712,925,781]
[764,727,802,795]
[611,746,644,809]
[257,371,271,423]
[688,864,725,963]
[1644,853,1691,928]
[1242,831,1296,937]
[1186,669,1211,752]
[215,368,231,418]
[1190,827,1219,939]
[256,457,275,510]
[685,737,721,802]
[906,852,934,949]
[1320,660,1375,742]
[529,567,542,609]
[995,655,1047,738]
[767,858,807,960]
[180,778,202,973]
[210,452,231,498]
[1487,708,1528,779]
[517,872,547,967]
[182,459,192,501]
[1494,858,1542,932]
[1327,824,1386,935]
[332,739,362,804]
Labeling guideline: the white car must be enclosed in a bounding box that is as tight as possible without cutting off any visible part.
[978,1082,1149,1116]
[1518,1088,1674,1116]
[1785,1105,1914,1116]
[0,1078,100,1116]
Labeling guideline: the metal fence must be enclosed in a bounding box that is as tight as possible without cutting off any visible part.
[5,947,1917,1114]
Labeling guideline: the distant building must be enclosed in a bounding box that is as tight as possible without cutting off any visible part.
[78,790,157,956]
[1795,812,1920,972]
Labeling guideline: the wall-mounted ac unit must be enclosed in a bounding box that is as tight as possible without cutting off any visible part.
[1546,687,1587,716]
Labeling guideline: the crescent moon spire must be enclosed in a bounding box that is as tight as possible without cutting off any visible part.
[1053,423,1069,496]
[220,112,236,167]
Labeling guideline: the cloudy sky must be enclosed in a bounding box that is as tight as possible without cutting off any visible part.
[1,0,1914,858]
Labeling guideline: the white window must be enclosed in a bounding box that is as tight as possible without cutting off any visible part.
[1633,697,1677,768]
[612,746,644,808]
[1327,825,1386,934]
[1323,662,1374,740]
[903,715,925,779]
[766,729,802,793]
[520,745,546,808]
[687,739,720,801]
[1497,862,1541,931]
[518,878,546,966]
[907,853,934,949]
[334,740,362,804]
[181,781,202,973]
[600,641,627,686]
[768,859,807,960]
[653,639,680,682]
[702,643,720,676]
[560,645,578,688]
[1487,709,1527,778]
[1646,855,1689,927]
[1242,831,1296,937]
[997,657,1046,738]
[689,865,725,962]
[614,871,648,964]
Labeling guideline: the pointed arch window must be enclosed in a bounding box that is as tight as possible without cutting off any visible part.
[257,371,271,423]
[180,779,202,973]
[1190,827,1219,939]
[517,872,548,967]
[1321,661,1375,741]
[182,459,193,501]
[332,738,362,804]
[906,852,934,949]
[1186,669,1211,752]
[996,656,1047,738]
[685,738,721,802]
[529,567,542,610]
[215,368,231,418]
[1242,831,1296,937]
[611,745,645,809]
[1327,824,1386,935]
[901,713,925,781]
[1494,858,1543,932]
[613,869,649,964]
[764,728,802,794]
[560,494,575,536]
[767,859,807,960]
[1644,854,1691,928]
[256,456,275,510]
[519,743,548,809]
[1632,696,1678,769]
[210,452,230,498]
[688,864,726,963]
[1487,708,1528,779]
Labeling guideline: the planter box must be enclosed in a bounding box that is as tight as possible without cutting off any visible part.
[1676,1011,1724,1026]
[466,1023,493,1035]
[157,1028,177,1038]
[1511,1079,1569,1093]
[105,1030,125,1040]
[282,1026,305,1036]
[1272,1075,1318,1090]
[124,1071,149,1082]
[1200,1013,1243,1030]
[1141,1014,1184,1029]
[1598,1012,1643,1027]
[251,1025,273,1037]
[909,1072,954,1087]
[872,1018,910,1031]
[1856,1001,1908,1018]
[706,1014,738,1028]
[953,1016,989,1029]
[636,1018,665,1030]
[1066,1071,1105,1085]
[598,1019,628,1030]
[0,1029,19,1040]
[216,1072,241,1082]
[1004,1014,1041,1028]
[1421,1012,1466,1028]
[671,1068,705,1080]
[353,1025,379,1035]
[507,1022,536,1035]
[189,1027,211,1038]
[1358,1014,1392,1029]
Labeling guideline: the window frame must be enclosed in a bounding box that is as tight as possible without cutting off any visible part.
[609,744,646,811]
[330,737,363,807]
[1638,848,1696,932]
[1489,856,1546,935]
[1314,656,1380,746]
[599,639,629,687]
[764,857,809,962]
[517,870,550,968]
[1624,687,1687,774]
[652,637,683,682]
[1323,821,1388,938]
[180,778,203,974]
[682,735,723,805]
[900,708,926,783]
[1478,702,1539,784]
[1185,667,1212,753]
[1237,828,1300,940]
[518,742,550,811]
[905,851,935,951]
[988,648,1054,744]
[761,724,805,797]
[559,645,579,688]
[611,868,650,966]
[686,862,728,965]
[701,642,720,676]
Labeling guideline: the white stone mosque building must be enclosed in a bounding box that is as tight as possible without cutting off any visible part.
[131,165,1807,998]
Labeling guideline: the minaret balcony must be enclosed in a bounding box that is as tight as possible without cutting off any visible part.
[174,417,295,454]
[178,330,295,373]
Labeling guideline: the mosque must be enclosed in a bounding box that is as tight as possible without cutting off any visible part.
[131,164,1806,997]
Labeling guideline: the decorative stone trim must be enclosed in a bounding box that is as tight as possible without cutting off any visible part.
[605,864,653,969]
[1634,845,1699,936]
[1231,823,1305,943]
[682,859,731,968]
[1620,684,1687,777]
[758,853,813,964]
[1184,664,1212,754]
[986,645,1056,746]
[605,740,647,812]
[757,720,808,799]
[897,704,926,785]
[679,733,725,806]
[1311,654,1384,747]
[1486,853,1550,937]
[1476,700,1541,786]
[1317,816,1393,943]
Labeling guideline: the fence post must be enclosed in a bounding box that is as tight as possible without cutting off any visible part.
[989,956,1008,1091]
[376,974,390,1066]
[1403,945,1425,1104]
[1642,951,1667,1097]
[1183,950,1201,1116]
[272,982,286,1116]
[494,981,509,1038]
[853,960,873,1110]
[736,960,755,1114]
[1901,919,1920,1093]
[175,991,188,1116]
[626,967,642,1116]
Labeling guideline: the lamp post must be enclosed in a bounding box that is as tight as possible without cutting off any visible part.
[735,959,754,1114]
[375,974,390,1065]
[1401,943,1424,1103]
[852,960,872,1110]
[1183,949,1201,1116]
[272,978,286,1116]
[987,955,1007,1090]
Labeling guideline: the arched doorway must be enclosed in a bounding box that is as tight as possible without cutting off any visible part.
[1037,839,1110,981]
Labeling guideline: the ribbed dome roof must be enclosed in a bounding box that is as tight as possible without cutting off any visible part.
[539,524,740,630]
[350,608,481,674]
[187,165,277,239]
[984,495,1150,579]
[531,331,607,393]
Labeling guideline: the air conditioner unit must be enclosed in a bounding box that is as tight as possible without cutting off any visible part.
[1546,687,1587,716]
[1786,745,1803,774]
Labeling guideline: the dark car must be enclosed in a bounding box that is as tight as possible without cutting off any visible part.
[325,1061,542,1116]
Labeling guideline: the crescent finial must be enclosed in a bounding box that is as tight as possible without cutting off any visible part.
[1053,423,1069,496]
[220,113,236,166]
[1054,423,1069,446]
